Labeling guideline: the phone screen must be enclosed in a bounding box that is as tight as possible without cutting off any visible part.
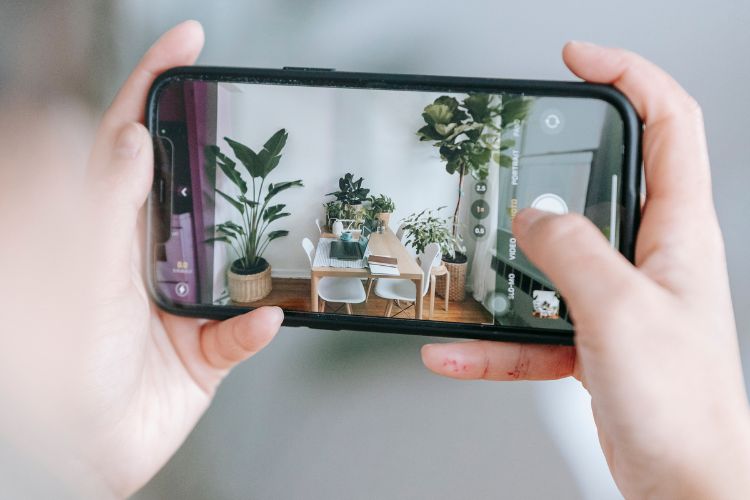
[150,75,629,334]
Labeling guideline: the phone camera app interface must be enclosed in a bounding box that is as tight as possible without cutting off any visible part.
[152,79,625,332]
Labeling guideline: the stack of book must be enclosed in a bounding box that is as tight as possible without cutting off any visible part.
[367,255,400,276]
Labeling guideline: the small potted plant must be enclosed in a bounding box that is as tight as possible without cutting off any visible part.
[400,207,456,257]
[327,173,370,222]
[400,208,466,301]
[367,194,396,227]
[206,129,303,303]
[323,200,344,229]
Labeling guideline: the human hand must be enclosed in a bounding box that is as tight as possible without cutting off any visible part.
[421,42,750,499]
[82,21,283,497]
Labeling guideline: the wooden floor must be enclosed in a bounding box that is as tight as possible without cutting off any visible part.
[236,278,493,324]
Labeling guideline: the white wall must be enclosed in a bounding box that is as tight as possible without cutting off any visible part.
[213,83,460,279]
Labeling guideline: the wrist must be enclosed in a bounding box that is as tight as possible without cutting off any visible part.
[665,410,750,499]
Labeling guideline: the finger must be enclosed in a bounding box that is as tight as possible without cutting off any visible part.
[562,42,721,283]
[512,208,649,320]
[88,122,153,289]
[89,20,204,176]
[562,42,713,226]
[421,341,577,381]
[102,20,204,132]
[200,307,284,371]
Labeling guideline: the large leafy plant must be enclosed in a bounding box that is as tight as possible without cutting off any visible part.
[206,129,303,273]
[327,173,370,207]
[400,208,460,259]
[417,93,532,243]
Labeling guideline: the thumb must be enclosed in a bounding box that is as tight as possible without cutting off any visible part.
[512,208,645,325]
[88,122,153,286]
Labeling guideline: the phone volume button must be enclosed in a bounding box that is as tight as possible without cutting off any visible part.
[282,66,335,72]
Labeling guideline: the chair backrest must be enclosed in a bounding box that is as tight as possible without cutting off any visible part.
[315,218,323,234]
[419,243,441,296]
[395,223,406,242]
[302,238,315,266]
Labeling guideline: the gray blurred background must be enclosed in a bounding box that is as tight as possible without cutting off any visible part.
[4,1,749,498]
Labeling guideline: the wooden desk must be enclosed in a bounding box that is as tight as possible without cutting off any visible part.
[311,229,426,318]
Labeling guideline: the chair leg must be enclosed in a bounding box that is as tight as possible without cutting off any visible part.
[429,275,436,320]
[384,300,394,317]
[444,271,450,312]
[320,300,325,313]
[345,303,353,315]
[366,278,374,301]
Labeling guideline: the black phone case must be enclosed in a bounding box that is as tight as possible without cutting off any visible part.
[146,66,642,346]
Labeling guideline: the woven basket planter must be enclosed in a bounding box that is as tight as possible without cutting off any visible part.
[228,262,272,303]
[436,259,467,302]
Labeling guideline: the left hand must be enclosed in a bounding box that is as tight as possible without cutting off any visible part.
[81,21,283,497]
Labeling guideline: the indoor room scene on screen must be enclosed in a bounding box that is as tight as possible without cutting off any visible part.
[152,81,624,330]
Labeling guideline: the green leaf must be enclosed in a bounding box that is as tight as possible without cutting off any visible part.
[265,179,303,202]
[416,125,444,141]
[500,138,516,150]
[422,103,453,125]
[204,236,230,244]
[463,93,491,122]
[263,129,288,158]
[206,145,247,194]
[498,154,513,168]
[221,220,245,235]
[239,195,259,208]
[263,204,285,221]
[267,230,289,241]
[434,123,457,136]
[501,96,533,126]
[265,210,291,224]
[224,137,262,178]
[216,188,244,215]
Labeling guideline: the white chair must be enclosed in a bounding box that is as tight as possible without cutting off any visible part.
[374,242,441,319]
[395,223,406,242]
[302,238,366,314]
[314,218,323,235]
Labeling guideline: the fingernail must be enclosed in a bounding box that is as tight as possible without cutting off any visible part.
[114,123,144,159]
[567,40,605,53]
[513,208,547,237]
[270,306,284,323]
[568,40,599,48]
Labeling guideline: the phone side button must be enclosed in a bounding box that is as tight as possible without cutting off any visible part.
[282,66,335,72]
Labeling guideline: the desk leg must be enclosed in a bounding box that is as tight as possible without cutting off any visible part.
[444,270,450,312]
[311,275,320,312]
[414,277,423,320]
[429,275,436,320]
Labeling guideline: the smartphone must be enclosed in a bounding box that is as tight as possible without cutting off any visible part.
[146,66,641,345]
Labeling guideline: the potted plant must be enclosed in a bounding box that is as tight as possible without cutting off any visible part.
[206,129,303,303]
[367,194,396,227]
[323,200,345,229]
[327,173,370,222]
[400,207,457,260]
[417,93,532,301]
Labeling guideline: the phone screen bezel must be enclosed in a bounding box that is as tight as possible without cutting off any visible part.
[145,66,642,346]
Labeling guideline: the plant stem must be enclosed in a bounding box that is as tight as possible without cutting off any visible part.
[453,168,465,239]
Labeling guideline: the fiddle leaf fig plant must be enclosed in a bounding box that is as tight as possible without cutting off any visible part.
[417,93,532,245]
[205,128,303,273]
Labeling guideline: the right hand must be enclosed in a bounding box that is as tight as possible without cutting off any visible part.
[422,42,750,499]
